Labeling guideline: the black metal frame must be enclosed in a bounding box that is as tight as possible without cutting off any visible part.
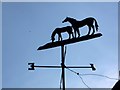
[28,33,102,90]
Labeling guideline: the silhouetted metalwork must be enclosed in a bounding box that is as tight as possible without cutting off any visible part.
[28,17,102,90]
[28,63,96,71]
[38,33,102,50]
[51,26,74,42]
[62,17,99,38]
[112,80,120,90]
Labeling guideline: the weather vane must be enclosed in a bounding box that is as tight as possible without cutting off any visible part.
[28,17,102,90]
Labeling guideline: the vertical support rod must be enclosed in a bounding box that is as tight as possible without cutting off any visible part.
[61,45,65,90]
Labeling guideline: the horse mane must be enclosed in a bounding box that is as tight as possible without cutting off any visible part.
[67,17,77,21]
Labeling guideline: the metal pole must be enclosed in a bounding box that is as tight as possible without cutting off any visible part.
[61,45,65,90]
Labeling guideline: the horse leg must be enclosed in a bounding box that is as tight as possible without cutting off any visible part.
[69,33,71,39]
[73,27,77,38]
[87,26,91,35]
[58,33,60,41]
[59,33,62,41]
[74,30,77,38]
[74,29,76,38]
[58,35,60,41]
[91,25,95,35]
[72,32,74,38]
[76,28,80,38]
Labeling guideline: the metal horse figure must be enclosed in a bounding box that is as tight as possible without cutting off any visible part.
[51,26,74,42]
[62,17,99,38]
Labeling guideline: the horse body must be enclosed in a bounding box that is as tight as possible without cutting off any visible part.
[51,26,74,42]
[62,17,99,38]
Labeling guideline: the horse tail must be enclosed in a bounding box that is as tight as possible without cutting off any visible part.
[94,19,99,31]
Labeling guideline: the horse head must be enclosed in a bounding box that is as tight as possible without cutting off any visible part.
[51,35,55,42]
[51,28,57,42]
[62,17,70,23]
[62,17,76,23]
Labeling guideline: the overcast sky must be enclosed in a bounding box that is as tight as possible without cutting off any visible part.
[2,2,118,88]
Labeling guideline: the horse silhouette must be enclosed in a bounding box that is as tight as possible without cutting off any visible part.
[62,17,99,38]
[51,26,74,42]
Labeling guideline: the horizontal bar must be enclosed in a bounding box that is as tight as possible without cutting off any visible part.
[66,66,92,68]
[34,66,92,68]
[34,66,61,68]
[28,63,96,71]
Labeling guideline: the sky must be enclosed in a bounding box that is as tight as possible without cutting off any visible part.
[1,0,120,2]
[0,2,2,89]
[2,2,118,88]
[118,2,120,78]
